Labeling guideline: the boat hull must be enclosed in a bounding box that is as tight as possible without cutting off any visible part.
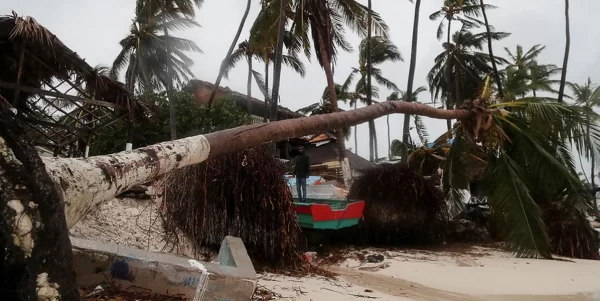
[294,200,365,230]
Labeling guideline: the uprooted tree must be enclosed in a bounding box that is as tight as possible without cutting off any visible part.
[2,89,600,299]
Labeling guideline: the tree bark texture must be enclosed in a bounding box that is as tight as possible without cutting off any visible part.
[1,107,79,300]
[42,101,470,229]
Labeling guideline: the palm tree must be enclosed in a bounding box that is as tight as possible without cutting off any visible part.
[257,0,389,187]
[427,79,600,258]
[427,27,509,112]
[134,0,203,140]
[568,78,600,219]
[504,44,546,69]
[111,6,201,94]
[207,0,252,107]
[429,0,495,130]
[387,86,427,161]
[478,0,502,96]
[429,0,492,42]
[502,46,561,100]
[346,36,402,161]
[403,0,422,163]
[223,39,305,119]
[558,0,571,103]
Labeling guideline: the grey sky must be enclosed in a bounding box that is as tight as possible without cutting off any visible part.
[3,0,600,164]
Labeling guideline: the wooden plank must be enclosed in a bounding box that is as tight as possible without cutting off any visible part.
[0,80,125,109]
[22,117,89,134]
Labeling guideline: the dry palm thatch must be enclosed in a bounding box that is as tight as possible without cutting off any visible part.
[339,163,449,245]
[0,12,151,120]
[162,146,303,269]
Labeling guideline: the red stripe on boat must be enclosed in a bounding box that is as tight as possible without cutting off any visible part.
[294,201,365,222]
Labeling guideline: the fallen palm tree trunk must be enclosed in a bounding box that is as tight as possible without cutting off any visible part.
[1,100,468,300]
[41,101,469,229]
[163,147,302,269]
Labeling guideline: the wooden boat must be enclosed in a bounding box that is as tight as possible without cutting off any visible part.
[285,175,365,230]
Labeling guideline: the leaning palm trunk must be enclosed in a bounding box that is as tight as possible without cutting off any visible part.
[317,31,353,187]
[164,26,178,140]
[247,56,253,115]
[207,0,252,107]
[269,0,287,123]
[557,0,570,103]
[354,101,358,155]
[49,101,469,229]
[479,0,503,97]
[264,60,270,121]
[1,100,468,300]
[402,0,421,163]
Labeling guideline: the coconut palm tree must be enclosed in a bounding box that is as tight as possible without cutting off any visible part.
[568,78,600,219]
[558,0,571,103]
[504,44,546,70]
[110,6,201,93]
[133,0,203,140]
[427,27,509,112]
[429,0,495,130]
[429,0,493,42]
[346,36,402,161]
[223,38,305,119]
[255,0,389,186]
[502,45,561,100]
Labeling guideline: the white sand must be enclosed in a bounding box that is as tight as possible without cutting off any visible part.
[71,197,600,301]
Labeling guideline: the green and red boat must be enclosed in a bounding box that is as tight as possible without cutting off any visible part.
[285,175,365,230]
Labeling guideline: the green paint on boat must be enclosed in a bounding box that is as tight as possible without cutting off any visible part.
[297,214,360,229]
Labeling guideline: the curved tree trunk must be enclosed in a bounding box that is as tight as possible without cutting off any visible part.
[164,26,178,140]
[479,0,503,97]
[387,114,391,160]
[354,101,358,155]
[43,101,470,229]
[207,0,252,107]
[401,0,421,163]
[270,0,287,123]
[264,61,270,122]
[1,107,79,300]
[366,0,374,162]
[247,56,253,116]
[316,30,353,187]
[446,20,453,132]
[557,0,570,103]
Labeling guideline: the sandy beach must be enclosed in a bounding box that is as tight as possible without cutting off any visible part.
[71,197,600,301]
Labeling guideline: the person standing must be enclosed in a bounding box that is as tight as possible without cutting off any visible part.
[294,145,310,202]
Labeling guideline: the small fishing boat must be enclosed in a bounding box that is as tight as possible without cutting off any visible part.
[285,175,365,230]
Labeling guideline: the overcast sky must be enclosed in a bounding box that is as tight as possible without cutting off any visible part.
[3,0,600,165]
